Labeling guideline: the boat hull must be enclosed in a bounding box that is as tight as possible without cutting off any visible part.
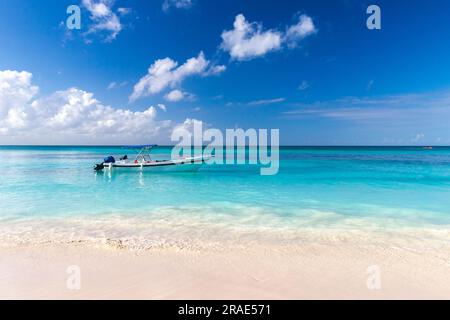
[111,162,203,172]
[102,157,208,172]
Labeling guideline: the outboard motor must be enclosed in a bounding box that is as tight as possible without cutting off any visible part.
[94,155,115,171]
[94,163,105,171]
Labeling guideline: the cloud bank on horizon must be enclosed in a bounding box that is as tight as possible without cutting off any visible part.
[0,70,187,145]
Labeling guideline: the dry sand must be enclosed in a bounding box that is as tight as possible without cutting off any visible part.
[1,242,449,299]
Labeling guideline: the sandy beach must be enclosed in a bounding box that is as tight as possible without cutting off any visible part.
[1,240,449,299]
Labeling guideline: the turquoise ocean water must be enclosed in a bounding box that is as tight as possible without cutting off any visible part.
[1,146,450,247]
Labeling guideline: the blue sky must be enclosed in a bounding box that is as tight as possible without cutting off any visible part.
[1,0,450,145]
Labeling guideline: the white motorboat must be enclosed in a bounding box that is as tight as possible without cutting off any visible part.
[94,145,210,172]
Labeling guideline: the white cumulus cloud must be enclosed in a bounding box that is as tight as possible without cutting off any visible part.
[220,13,316,60]
[284,14,317,47]
[220,14,282,61]
[130,52,225,101]
[164,89,194,102]
[165,89,184,102]
[82,0,123,42]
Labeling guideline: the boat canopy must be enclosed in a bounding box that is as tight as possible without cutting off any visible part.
[123,144,158,149]
[121,144,157,162]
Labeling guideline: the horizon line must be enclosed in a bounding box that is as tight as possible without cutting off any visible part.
[0,145,446,148]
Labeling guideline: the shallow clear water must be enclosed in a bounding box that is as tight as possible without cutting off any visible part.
[1,146,450,243]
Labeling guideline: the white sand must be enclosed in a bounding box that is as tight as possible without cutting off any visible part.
[1,242,450,299]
